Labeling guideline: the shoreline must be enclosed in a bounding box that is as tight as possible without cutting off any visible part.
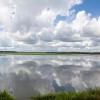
[1,88,100,100]
[0,51,100,55]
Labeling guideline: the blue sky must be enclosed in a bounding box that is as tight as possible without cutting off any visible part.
[55,0,100,25]
[74,0,100,17]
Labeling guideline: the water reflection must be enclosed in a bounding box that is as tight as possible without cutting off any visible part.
[0,55,100,100]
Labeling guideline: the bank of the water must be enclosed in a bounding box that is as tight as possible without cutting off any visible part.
[1,51,100,55]
[0,90,14,100]
[31,88,100,100]
[0,88,100,100]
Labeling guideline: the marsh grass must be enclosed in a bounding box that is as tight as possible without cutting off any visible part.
[31,88,100,100]
[0,90,14,100]
[0,88,100,100]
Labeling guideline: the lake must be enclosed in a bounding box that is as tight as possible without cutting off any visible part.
[0,55,100,100]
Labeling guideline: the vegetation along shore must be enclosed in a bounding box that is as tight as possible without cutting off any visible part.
[0,51,100,55]
[1,88,100,100]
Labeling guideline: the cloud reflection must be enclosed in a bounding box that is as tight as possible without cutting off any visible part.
[0,55,100,99]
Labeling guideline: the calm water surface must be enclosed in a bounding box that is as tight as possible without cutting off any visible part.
[0,55,100,100]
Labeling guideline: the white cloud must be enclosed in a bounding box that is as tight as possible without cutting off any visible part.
[38,28,54,42]
[0,32,13,48]
[0,0,11,31]
[83,18,100,37]
[0,0,100,52]
[36,9,56,27]
[9,0,82,32]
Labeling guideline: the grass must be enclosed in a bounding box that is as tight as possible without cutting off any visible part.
[0,89,100,100]
[31,88,100,100]
[1,51,100,55]
[0,90,14,100]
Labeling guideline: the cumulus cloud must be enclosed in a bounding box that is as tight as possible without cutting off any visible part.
[38,28,54,42]
[36,9,56,27]
[0,0,100,51]
[53,11,100,51]
[0,32,13,48]
[0,0,11,30]
[10,0,82,32]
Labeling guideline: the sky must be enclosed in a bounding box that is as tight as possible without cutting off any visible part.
[0,0,100,52]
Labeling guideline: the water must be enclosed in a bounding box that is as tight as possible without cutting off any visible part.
[0,55,100,100]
